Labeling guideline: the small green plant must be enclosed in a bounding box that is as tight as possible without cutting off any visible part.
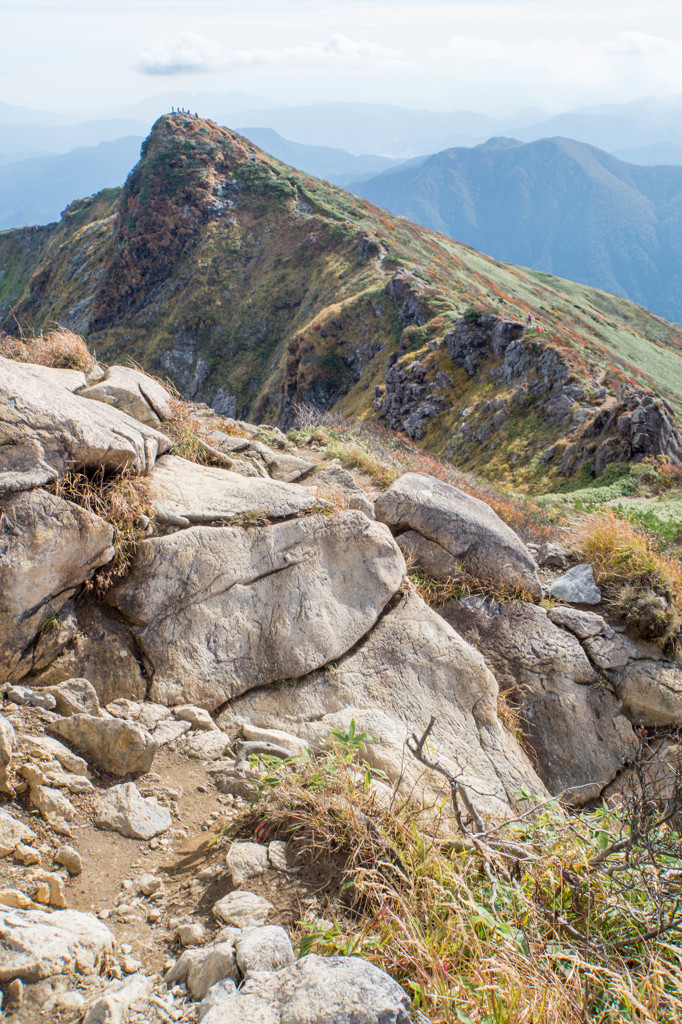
[329,718,373,755]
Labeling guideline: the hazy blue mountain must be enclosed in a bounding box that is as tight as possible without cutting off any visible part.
[0,100,76,126]
[0,137,143,230]
[515,96,682,153]
[353,135,682,323]
[232,102,530,156]
[0,119,147,160]
[613,143,682,166]
[239,126,401,185]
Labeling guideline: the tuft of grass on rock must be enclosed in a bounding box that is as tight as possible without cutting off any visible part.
[578,510,682,648]
[0,326,96,372]
[55,468,155,592]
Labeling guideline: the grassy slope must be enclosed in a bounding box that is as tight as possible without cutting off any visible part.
[354,136,682,323]
[3,114,682,489]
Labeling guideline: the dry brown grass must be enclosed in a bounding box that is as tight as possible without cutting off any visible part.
[578,510,682,647]
[223,745,682,1024]
[55,468,155,592]
[0,327,95,372]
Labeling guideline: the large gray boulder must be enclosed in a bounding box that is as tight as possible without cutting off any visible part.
[0,489,114,680]
[199,954,412,1024]
[48,715,157,775]
[220,591,546,818]
[374,473,541,599]
[441,600,636,803]
[0,907,114,982]
[79,364,173,427]
[109,511,405,710]
[148,454,316,524]
[0,354,171,476]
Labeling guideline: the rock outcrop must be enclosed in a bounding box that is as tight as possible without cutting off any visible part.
[109,511,406,710]
[220,591,547,817]
[0,355,171,477]
[148,454,317,524]
[375,472,542,599]
[0,489,114,680]
[79,364,174,427]
[441,600,636,802]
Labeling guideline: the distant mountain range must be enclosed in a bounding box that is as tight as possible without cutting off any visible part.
[353,136,682,324]
[5,95,682,322]
[0,137,143,231]
[239,127,401,186]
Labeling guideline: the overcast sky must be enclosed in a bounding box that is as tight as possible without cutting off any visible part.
[4,0,682,116]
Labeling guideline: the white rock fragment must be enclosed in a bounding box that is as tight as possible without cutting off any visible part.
[184,730,232,761]
[0,808,37,857]
[30,784,77,832]
[55,845,82,876]
[0,907,114,982]
[94,782,172,840]
[212,890,274,929]
[226,842,270,888]
[173,705,218,731]
[549,564,602,605]
[235,925,295,976]
[82,971,153,1024]
[165,941,240,1000]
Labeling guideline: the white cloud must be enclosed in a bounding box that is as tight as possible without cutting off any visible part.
[139,31,224,75]
[138,32,408,76]
[602,31,679,57]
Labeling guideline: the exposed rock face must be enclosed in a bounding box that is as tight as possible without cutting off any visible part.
[148,454,316,524]
[551,607,682,728]
[374,472,542,599]
[0,437,58,496]
[0,907,114,982]
[445,314,526,376]
[384,271,427,328]
[109,511,405,710]
[79,365,173,427]
[28,600,148,706]
[0,355,171,476]
[608,660,682,727]
[0,489,114,681]
[220,591,547,817]
[380,357,449,440]
[561,385,682,475]
[441,600,636,802]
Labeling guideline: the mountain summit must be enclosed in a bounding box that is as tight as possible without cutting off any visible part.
[2,112,682,488]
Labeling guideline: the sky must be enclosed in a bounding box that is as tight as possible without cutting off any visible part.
[4,0,682,117]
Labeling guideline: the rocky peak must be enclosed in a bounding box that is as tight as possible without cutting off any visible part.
[90,114,256,331]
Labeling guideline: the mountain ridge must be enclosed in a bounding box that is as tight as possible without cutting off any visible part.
[354,134,682,323]
[3,112,682,490]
